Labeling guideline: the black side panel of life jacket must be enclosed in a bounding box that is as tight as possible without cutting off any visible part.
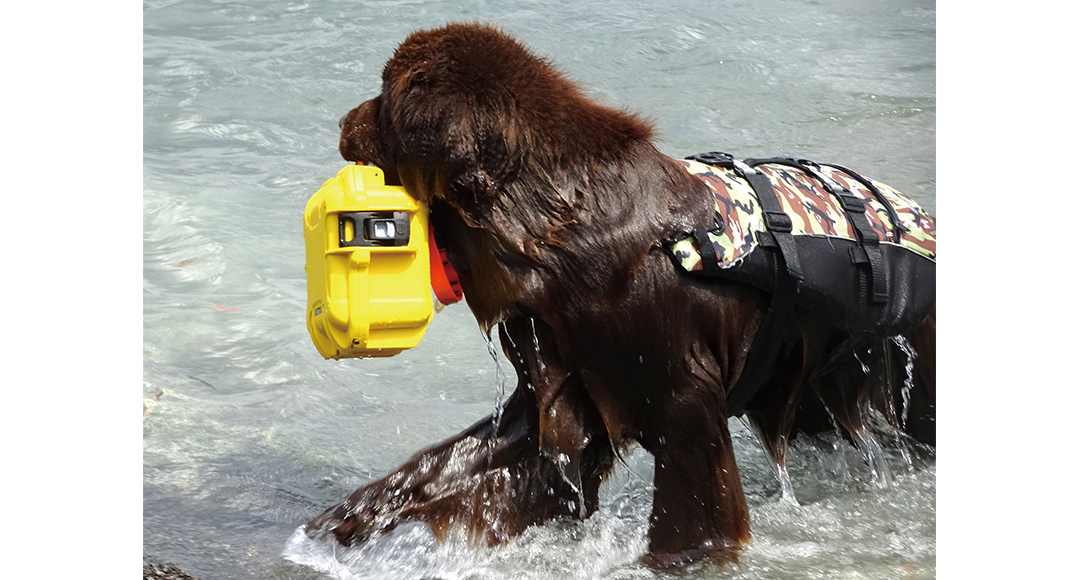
[731,234,936,337]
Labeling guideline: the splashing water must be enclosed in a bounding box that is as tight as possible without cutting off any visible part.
[555,452,589,519]
[850,424,894,489]
[811,393,895,490]
[739,416,799,505]
[284,514,651,580]
[529,317,547,375]
[485,330,509,435]
[775,462,798,506]
[890,335,919,432]
[283,449,657,580]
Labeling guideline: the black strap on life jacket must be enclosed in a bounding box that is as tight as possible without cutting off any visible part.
[743,157,890,305]
[689,205,726,277]
[685,152,804,415]
[818,162,907,243]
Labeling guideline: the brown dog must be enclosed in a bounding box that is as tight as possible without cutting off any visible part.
[306,22,935,567]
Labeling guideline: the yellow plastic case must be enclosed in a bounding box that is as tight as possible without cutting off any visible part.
[304,165,433,358]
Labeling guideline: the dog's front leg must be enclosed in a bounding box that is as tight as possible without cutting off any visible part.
[499,317,615,517]
[643,386,751,567]
[305,385,584,547]
[306,319,613,548]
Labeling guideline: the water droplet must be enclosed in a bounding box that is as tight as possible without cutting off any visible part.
[853,350,870,374]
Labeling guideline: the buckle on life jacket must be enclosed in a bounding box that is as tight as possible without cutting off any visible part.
[763,209,793,233]
[685,151,735,168]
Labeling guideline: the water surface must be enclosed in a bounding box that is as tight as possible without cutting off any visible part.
[143,1,935,578]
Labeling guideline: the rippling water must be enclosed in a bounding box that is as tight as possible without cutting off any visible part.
[142,1,935,578]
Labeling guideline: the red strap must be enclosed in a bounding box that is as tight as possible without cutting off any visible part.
[428,225,463,305]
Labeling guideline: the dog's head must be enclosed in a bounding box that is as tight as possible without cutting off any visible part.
[339,23,709,329]
[338,23,654,209]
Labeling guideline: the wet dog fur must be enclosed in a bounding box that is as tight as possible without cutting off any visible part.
[306,22,936,567]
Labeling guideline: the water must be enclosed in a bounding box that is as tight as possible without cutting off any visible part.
[142,1,936,578]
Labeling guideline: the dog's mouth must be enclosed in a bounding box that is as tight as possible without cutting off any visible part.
[337,134,376,168]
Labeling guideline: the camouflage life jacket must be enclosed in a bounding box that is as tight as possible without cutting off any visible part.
[665,152,936,415]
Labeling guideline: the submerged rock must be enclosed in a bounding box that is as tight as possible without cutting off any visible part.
[143,557,199,580]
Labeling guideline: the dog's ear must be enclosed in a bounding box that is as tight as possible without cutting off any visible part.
[392,79,514,184]
[379,25,529,196]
